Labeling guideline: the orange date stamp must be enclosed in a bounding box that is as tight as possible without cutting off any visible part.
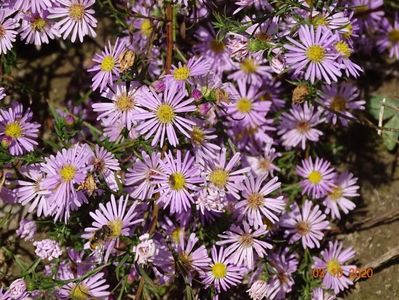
[311,267,373,280]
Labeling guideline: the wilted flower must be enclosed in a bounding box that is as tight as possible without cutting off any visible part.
[33,239,62,261]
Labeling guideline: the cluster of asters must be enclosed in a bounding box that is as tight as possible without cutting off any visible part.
[0,0,397,299]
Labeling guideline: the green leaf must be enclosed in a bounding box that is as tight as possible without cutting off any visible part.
[23,258,41,276]
[368,96,399,121]
[382,116,399,151]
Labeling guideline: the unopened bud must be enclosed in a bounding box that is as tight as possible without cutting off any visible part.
[292,84,309,104]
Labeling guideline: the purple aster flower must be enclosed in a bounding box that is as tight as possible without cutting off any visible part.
[296,157,336,199]
[233,0,272,14]
[153,150,202,214]
[201,246,244,293]
[312,287,336,300]
[247,280,274,300]
[217,222,272,269]
[377,15,399,60]
[164,56,210,89]
[57,272,110,300]
[40,144,92,222]
[15,164,50,217]
[177,233,211,274]
[229,53,273,86]
[0,87,5,101]
[225,79,271,127]
[278,102,324,150]
[92,83,144,130]
[12,0,54,13]
[352,0,384,32]
[125,151,161,201]
[135,82,196,147]
[313,240,356,294]
[285,25,341,84]
[16,219,37,241]
[0,103,40,156]
[281,200,329,249]
[0,10,19,55]
[19,10,60,45]
[309,6,350,32]
[8,279,28,300]
[202,147,250,200]
[190,120,220,163]
[88,38,126,92]
[83,194,143,262]
[88,145,121,192]
[323,171,359,219]
[236,175,285,228]
[319,82,365,126]
[246,142,281,177]
[334,38,362,77]
[48,0,97,43]
[33,239,62,261]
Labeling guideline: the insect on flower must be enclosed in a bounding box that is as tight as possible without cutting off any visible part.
[118,49,136,72]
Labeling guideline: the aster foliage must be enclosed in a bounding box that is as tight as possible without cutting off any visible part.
[0,0,398,299]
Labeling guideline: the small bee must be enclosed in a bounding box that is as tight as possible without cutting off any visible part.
[89,225,112,251]
[118,49,136,72]
[77,174,97,197]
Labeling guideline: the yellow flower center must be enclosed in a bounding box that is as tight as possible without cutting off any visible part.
[169,172,186,190]
[116,95,134,111]
[70,283,89,300]
[330,95,347,112]
[335,41,352,58]
[296,221,311,235]
[343,23,353,39]
[210,39,225,53]
[140,19,152,37]
[329,186,343,201]
[100,56,115,72]
[179,252,193,269]
[355,5,369,13]
[388,29,399,43]
[60,165,76,182]
[108,218,123,237]
[191,126,204,145]
[156,104,175,124]
[212,262,227,279]
[312,15,328,27]
[69,4,85,21]
[327,259,342,277]
[5,122,22,138]
[240,58,258,73]
[173,66,190,81]
[306,45,326,63]
[171,227,182,243]
[209,168,229,189]
[32,17,46,31]
[308,170,322,184]
[239,233,254,247]
[247,193,263,209]
[236,98,252,113]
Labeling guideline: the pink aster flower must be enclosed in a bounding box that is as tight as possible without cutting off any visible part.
[40,144,92,222]
[0,103,40,156]
[165,56,210,89]
[296,157,336,199]
[153,150,202,214]
[19,10,60,45]
[177,233,211,274]
[281,200,329,249]
[135,82,196,147]
[48,0,97,43]
[225,79,271,127]
[323,172,359,219]
[201,246,244,293]
[377,15,399,60]
[236,175,285,228]
[246,142,281,177]
[217,222,272,269]
[57,272,110,300]
[233,0,272,14]
[15,164,50,217]
[88,38,126,92]
[247,280,273,300]
[284,25,342,84]
[12,0,54,13]
[83,194,143,262]
[33,239,62,261]
[125,151,161,201]
[88,145,121,192]
[312,240,356,294]
[16,219,37,241]
[0,10,19,55]
[312,287,336,300]
[92,83,144,130]
[319,82,365,126]
[202,147,250,199]
[278,102,324,150]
